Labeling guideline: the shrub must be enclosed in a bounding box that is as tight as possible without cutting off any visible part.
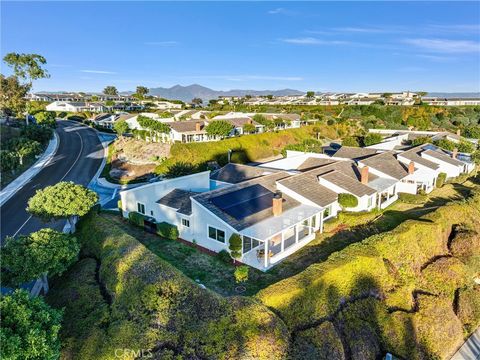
[228,234,242,259]
[217,249,232,263]
[34,110,56,128]
[1,289,63,360]
[457,286,480,334]
[66,213,290,359]
[156,222,179,240]
[363,133,383,146]
[128,211,145,227]
[243,123,256,134]
[230,150,249,164]
[398,192,427,204]
[291,321,344,360]
[234,266,249,283]
[457,140,476,153]
[342,136,360,147]
[338,193,358,208]
[164,161,197,178]
[410,136,432,146]
[436,172,447,188]
[449,229,480,262]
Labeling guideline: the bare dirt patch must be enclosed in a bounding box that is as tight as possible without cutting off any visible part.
[109,138,171,182]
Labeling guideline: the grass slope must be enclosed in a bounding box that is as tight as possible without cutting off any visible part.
[257,187,480,359]
[47,212,289,360]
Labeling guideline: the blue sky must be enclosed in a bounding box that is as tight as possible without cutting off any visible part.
[1,1,479,92]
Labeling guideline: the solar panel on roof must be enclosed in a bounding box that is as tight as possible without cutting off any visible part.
[211,184,274,220]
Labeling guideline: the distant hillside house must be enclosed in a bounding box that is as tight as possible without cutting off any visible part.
[46,101,106,113]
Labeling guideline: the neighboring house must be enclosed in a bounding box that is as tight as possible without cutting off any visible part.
[423,98,480,106]
[397,144,474,180]
[46,101,106,113]
[169,120,210,143]
[152,101,183,110]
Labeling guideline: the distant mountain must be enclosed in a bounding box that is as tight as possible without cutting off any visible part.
[427,92,480,99]
[145,84,304,102]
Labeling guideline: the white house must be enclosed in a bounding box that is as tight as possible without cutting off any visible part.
[120,169,337,271]
[46,101,106,113]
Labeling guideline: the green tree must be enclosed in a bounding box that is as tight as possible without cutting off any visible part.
[90,95,99,102]
[27,182,98,230]
[2,229,80,286]
[103,86,118,96]
[0,289,62,360]
[363,133,383,146]
[338,193,358,208]
[191,97,203,106]
[3,53,50,88]
[135,86,149,99]
[457,140,475,153]
[164,162,197,178]
[243,123,256,134]
[113,119,129,136]
[105,100,115,107]
[205,120,233,138]
[0,75,30,116]
[34,110,56,128]
[411,136,432,146]
[229,233,242,259]
[208,99,218,106]
[306,91,315,98]
[342,136,360,147]
[436,172,447,188]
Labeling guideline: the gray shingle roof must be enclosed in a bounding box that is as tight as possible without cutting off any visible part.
[423,149,464,166]
[157,189,199,215]
[193,172,298,231]
[359,152,408,180]
[297,157,336,172]
[169,120,206,133]
[210,163,278,184]
[278,174,338,207]
[399,146,440,170]
[321,170,377,196]
[333,146,378,160]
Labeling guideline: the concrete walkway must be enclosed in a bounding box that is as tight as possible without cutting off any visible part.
[451,328,480,360]
[0,131,59,207]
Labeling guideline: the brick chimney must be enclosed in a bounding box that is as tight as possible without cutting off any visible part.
[452,148,458,159]
[408,161,415,175]
[456,129,461,136]
[247,118,252,124]
[272,191,283,216]
[360,166,369,185]
[195,122,201,132]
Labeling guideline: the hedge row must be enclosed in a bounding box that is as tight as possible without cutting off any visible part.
[258,187,480,359]
[48,212,289,359]
[155,124,352,174]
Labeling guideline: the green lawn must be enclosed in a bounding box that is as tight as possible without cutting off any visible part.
[103,173,478,296]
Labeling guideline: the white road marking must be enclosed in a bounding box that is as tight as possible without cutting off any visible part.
[11,127,84,238]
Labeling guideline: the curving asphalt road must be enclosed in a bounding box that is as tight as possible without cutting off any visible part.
[0,120,104,242]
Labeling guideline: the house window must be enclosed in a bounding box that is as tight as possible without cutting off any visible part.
[150,210,154,216]
[368,196,374,208]
[242,236,260,254]
[137,202,145,214]
[323,206,330,219]
[182,218,190,228]
[208,226,225,243]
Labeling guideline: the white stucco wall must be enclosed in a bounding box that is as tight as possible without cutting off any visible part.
[120,171,210,220]
[421,154,462,179]
[190,200,236,253]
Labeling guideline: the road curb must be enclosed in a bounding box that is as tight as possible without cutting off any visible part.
[0,131,59,207]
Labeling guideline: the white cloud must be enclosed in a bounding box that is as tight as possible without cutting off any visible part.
[80,70,116,74]
[267,8,294,15]
[416,54,455,62]
[144,41,179,46]
[427,24,480,34]
[281,37,350,45]
[403,38,480,53]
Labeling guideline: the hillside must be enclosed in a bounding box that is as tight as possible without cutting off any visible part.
[146,84,304,101]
